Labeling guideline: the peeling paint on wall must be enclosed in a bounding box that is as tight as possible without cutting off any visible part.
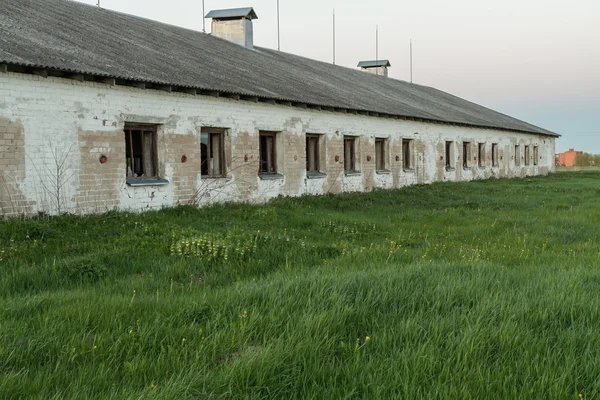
[0,72,556,216]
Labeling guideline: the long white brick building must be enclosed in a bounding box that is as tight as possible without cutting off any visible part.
[0,0,559,217]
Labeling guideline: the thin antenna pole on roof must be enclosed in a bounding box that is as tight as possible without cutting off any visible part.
[277,0,281,51]
[410,39,413,83]
[333,9,336,64]
[96,0,100,6]
[376,25,379,75]
[202,0,206,32]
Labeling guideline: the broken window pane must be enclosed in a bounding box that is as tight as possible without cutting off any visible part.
[125,126,157,178]
[201,130,225,177]
[259,132,276,173]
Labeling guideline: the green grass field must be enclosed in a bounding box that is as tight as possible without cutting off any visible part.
[1,172,600,399]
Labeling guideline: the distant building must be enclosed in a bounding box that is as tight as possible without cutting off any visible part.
[556,149,583,166]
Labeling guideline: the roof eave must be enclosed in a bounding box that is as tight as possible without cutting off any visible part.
[0,62,560,137]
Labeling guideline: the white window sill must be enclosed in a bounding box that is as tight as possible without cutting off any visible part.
[403,168,415,173]
[259,173,284,180]
[445,167,456,172]
[126,178,169,187]
[307,171,327,179]
[375,169,392,175]
[344,171,361,177]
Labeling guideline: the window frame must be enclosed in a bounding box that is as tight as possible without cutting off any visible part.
[201,128,226,178]
[445,141,454,170]
[533,146,538,166]
[375,137,388,171]
[515,145,521,166]
[402,138,414,171]
[491,143,499,167]
[478,143,485,167]
[463,141,471,169]
[259,131,278,174]
[344,136,358,173]
[524,145,530,166]
[124,124,159,180]
[306,134,321,173]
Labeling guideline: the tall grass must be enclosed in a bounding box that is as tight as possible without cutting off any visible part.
[1,172,599,399]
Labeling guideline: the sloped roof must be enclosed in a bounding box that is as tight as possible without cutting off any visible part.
[205,8,258,20]
[0,0,558,136]
[358,60,392,68]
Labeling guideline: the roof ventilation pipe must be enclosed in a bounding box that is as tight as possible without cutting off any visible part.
[205,7,258,50]
[357,60,391,77]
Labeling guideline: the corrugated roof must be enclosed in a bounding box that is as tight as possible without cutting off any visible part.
[205,7,258,20]
[0,0,558,137]
[358,60,391,68]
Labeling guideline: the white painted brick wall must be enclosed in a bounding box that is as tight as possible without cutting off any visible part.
[0,72,556,216]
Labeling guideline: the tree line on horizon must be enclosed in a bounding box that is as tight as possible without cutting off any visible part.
[573,152,600,167]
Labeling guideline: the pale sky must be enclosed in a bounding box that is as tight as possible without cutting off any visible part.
[77,0,600,153]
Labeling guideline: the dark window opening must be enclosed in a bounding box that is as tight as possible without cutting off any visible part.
[524,145,530,166]
[492,143,498,167]
[344,136,356,172]
[478,143,485,167]
[515,145,520,166]
[259,132,277,173]
[125,125,157,178]
[201,130,225,177]
[533,146,538,165]
[445,141,453,169]
[463,142,471,168]
[375,138,386,170]
[402,139,413,170]
[306,135,320,172]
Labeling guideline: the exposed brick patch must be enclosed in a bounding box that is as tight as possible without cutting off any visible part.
[75,129,124,214]
[165,132,200,205]
[0,118,33,217]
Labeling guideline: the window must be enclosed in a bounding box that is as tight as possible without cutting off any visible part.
[445,141,454,169]
[259,132,277,174]
[533,146,538,166]
[375,138,387,170]
[344,136,357,172]
[125,125,157,178]
[306,135,320,172]
[524,145,530,166]
[515,145,520,166]
[402,139,414,170]
[478,143,485,167]
[492,143,499,167]
[463,141,471,168]
[201,129,225,177]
